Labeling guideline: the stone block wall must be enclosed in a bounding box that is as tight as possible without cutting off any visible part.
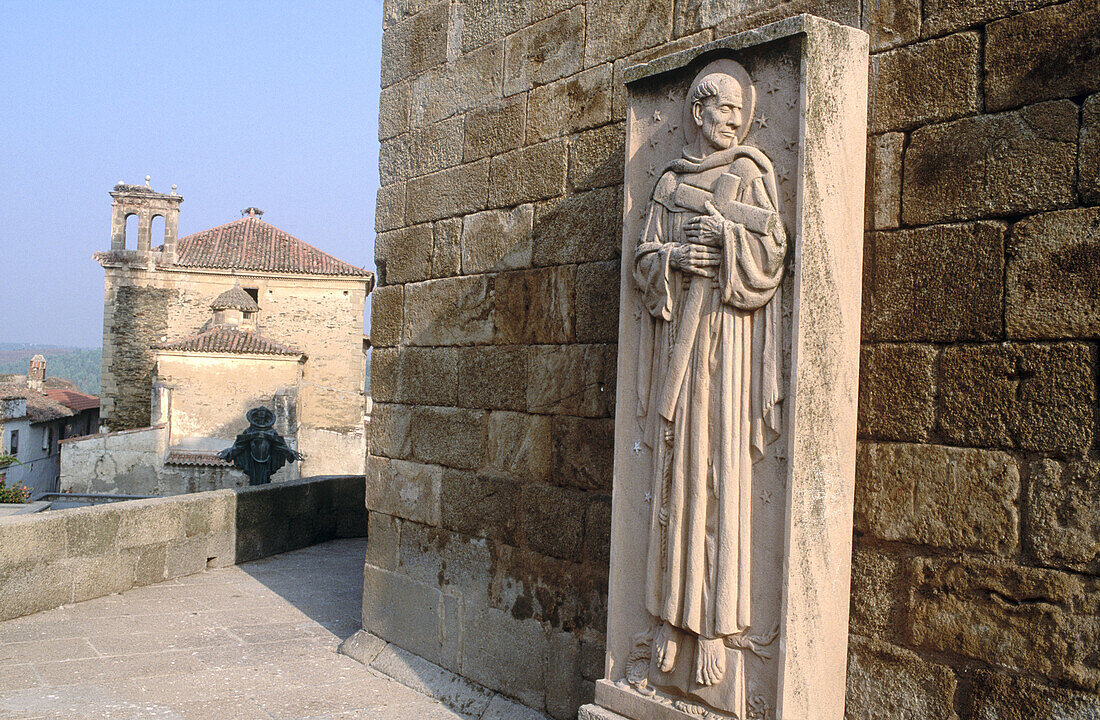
[59,424,300,496]
[102,282,175,430]
[850,0,1100,715]
[0,475,366,622]
[369,0,1100,717]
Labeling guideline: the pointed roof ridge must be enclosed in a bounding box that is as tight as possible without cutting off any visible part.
[152,325,303,357]
[211,282,260,312]
[169,215,371,277]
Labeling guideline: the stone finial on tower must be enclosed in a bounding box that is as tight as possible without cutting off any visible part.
[28,354,46,392]
[108,180,184,258]
[241,207,264,218]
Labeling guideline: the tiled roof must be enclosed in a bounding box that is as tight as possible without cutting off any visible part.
[165,450,232,467]
[43,388,101,412]
[0,383,74,424]
[211,283,260,312]
[152,326,303,357]
[170,216,371,277]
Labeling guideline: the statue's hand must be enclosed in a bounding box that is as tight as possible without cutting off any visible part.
[669,243,720,278]
[683,201,727,246]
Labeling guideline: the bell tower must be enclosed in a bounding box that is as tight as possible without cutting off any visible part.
[96,176,184,431]
[108,175,183,260]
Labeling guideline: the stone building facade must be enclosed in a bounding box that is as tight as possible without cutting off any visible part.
[96,185,374,479]
[366,1,1099,718]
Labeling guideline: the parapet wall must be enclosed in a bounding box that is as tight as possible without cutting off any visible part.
[369,0,1100,717]
[0,475,366,621]
[59,424,299,495]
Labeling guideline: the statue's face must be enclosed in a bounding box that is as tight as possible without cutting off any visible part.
[693,80,743,151]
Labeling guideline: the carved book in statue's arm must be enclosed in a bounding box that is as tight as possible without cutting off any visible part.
[672,173,779,235]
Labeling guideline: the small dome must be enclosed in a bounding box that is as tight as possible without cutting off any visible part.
[211,282,259,312]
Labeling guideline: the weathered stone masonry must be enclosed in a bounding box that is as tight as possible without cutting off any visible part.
[368,0,1100,717]
[106,285,175,431]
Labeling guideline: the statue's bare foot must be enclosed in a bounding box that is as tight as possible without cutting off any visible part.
[654,622,680,673]
[695,636,726,686]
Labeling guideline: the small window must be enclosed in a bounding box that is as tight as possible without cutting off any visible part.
[8,429,18,457]
[244,287,259,303]
[43,426,52,452]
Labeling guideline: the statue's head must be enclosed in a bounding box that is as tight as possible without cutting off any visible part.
[690,73,744,151]
[246,406,276,429]
[683,58,755,152]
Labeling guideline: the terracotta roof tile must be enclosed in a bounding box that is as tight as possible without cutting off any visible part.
[152,326,303,357]
[165,450,232,467]
[170,216,371,277]
[0,383,75,423]
[43,388,100,412]
[211,282,260,312]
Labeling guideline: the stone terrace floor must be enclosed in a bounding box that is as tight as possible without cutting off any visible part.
[0,539,466,719]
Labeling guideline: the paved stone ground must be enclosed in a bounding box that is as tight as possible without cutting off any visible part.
[0,539,468,719]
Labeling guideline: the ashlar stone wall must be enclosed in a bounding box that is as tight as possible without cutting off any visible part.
[850,0,1100,716]
[369,0,1100,717]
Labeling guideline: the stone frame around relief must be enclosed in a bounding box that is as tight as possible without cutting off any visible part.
[592,14,868,720]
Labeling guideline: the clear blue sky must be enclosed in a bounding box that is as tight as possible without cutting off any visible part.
[0,2,382,348]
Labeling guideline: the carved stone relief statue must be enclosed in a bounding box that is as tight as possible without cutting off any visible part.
[630,58,786,718]
[590,17,867,720]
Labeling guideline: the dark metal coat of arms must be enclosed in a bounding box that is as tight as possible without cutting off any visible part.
[218,406,301,485]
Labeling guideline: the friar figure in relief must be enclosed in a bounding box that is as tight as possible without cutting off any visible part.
[634,58,786,717]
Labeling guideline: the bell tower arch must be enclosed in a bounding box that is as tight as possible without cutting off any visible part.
[108,176,183,259]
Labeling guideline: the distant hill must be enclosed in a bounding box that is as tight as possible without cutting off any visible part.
[0,345,101,395]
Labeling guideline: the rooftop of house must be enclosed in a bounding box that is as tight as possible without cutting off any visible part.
[163,449,233,466]
[42,387,101,413]
[152,325,304,357]
[0,383,76,424]
[164,215,372,278]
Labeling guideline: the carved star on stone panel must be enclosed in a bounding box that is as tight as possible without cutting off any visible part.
[647,165,658,177]
[784,139,798,153]
[649,136,660,149]
[633,441,643,455]
[644,491,653,503]
[667,123,679,134]
[666,89,678,103]
[754,113,769,130]
[778,168,792,184]
[653,110,662,123]
[786,96,798,110]
[764,79,781,95]
[759,489,773,504]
